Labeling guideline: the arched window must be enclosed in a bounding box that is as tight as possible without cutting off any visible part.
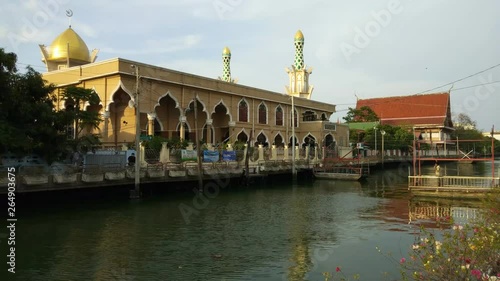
[258,103,267,124]
[238,100,248,122]
[275,106,283,126]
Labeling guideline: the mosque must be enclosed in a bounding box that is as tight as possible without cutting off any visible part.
[39,23,349,152]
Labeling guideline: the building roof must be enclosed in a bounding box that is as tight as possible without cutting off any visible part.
[356,92,453,128]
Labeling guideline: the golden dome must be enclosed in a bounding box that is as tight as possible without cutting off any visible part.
[47,27,90,62]
[222,46,231,55]
[294,30,304,41]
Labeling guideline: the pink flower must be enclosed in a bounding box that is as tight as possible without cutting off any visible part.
[336,267,341,272]
[400,257,406,263]
[471,269,481,279]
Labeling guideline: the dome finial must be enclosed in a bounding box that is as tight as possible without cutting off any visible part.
[294,30,304,41]
[66,9,73,28]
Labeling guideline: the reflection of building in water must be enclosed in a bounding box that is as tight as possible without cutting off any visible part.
[408,199,479,225]
[287,192,313,280]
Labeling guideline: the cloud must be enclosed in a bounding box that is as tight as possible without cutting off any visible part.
[100,35,203,55]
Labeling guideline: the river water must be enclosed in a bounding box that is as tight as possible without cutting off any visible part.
[6,161,498,281]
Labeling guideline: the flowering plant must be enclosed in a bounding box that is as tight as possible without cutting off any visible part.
[398,190,500,281]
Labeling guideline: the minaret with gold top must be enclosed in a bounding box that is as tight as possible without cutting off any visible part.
[285,30,313,99]
[39,12,98,72]
[218,46,237,83]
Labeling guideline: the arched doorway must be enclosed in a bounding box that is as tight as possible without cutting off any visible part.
[211,102,231,144]
[303,134,316,148]
[155,93,181,138]
[255,132,268,147]
[288,136,298,147]
[274,134,284,147]
[237,131,248,143]
[324,134,336,158]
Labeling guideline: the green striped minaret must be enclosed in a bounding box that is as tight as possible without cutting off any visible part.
[294,30,304,69]
[222,46,231,82]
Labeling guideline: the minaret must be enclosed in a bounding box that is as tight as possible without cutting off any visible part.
[285,30,314,99]
[222,46,231,82]
[219,47,238,83]
[294,30,304,69]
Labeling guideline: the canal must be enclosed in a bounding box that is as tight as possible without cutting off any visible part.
[6,161,498,281]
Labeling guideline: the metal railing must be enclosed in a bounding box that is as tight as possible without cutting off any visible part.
[409,175,499,190]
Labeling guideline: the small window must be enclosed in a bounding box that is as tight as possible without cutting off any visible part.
[238,100,248,122]
[276,106,283,126]
[258,103,267,124]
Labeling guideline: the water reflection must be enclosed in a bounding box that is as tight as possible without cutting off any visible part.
[12,163,496,281]
[408,197,481,226]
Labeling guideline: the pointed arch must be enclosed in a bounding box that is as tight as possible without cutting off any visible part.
[258,101,268,124]
[302,133,317,147]
[106,80,134,111]
[288,134,299,147]
[185,96,209,119]
[237,98,249,122]
[255,130,269,146]
[211,99,233,122]
[236,128,249,143]
[153,91,182,115]
[273,132,284,147]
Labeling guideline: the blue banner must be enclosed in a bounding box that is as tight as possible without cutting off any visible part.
[222,151,237,162]
[203,150,219,162]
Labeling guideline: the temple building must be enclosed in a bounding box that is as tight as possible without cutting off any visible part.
[40,25,349,152]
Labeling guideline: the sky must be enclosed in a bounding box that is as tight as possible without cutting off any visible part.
[1,0,499,132]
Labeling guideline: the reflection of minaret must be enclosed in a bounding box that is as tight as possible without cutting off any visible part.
[285,30,314,99]
[287,196,313,281]
[219,46,238,83]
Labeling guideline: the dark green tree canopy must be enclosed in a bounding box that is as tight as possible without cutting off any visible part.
[343,106,379,123]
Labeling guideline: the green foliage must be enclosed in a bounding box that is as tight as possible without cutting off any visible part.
[233,140,247,151]
[343,106,379,123]
[165,137,188,149]
[0,48,68,163]
[142,135,168,151]
[357,125,414,152]
[61,86,102,135]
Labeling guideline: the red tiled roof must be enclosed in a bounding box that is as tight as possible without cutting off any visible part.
[356,92,452,127]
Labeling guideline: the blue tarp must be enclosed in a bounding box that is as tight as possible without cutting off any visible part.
[222,151,236,162]
[203,150,219,162]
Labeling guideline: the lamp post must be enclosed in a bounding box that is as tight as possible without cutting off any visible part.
[373,127,378,157]
[381,130,386,167]
[131,64,141,199]
[291,95,296,179]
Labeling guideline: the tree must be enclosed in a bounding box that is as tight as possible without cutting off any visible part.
[343,106,379,123]
[59,86,102,153]
[454,113,477,129]
[0,48,68,163]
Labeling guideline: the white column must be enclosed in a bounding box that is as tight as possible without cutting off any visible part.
[140,143,147,167]
[147,112,157,136]
[102,110,110,141]
[283,145,289,160]
[305,146,310,160]
[160,142,170,163]
[179,116,186,140]
[271,145,277,160]
[258,144,264,161]
[295,145,300,160]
